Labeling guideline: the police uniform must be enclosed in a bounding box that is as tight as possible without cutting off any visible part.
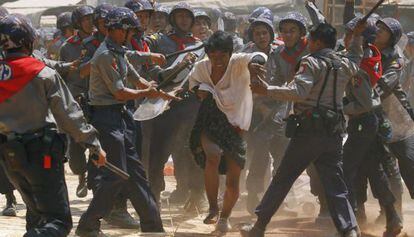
[77,34,163,233]
[59,32,91,180]
[251,36,364,236]
[242,11,292,211]
[341,42,402,232]
[0,14,102,236]
[376,43,414,200]
[145,4,204,202]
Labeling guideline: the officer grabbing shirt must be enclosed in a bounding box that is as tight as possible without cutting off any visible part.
[76,7,177,236]
[0,14,105,237]
[242,23,364,237]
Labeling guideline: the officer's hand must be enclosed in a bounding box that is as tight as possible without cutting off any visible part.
[182,52,197,65]
[69,59,81,71]
[249,63,266,82]
[145,87,182,101]
[93,149,107,168]
[150,53,166,66]
[250,78,269,95]
[353,20,368,36]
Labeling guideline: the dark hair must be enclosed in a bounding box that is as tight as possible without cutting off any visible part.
[205,30,233,55]
[309,23,337,49]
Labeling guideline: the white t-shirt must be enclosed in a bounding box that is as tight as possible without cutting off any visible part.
[188,52,267,131]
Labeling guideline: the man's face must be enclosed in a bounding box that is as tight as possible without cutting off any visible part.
[252,24,271,51]
[207,50,231,69]
[174,10,193,32]
[374,23,392,48]
[280,22,302,48]
[96,18,108,36]
[109,28,128,45]
[80,14,94,34]
[192,17,210,40]
[308,37,323,53]
[136,11,151,31]
[150,12,168,33]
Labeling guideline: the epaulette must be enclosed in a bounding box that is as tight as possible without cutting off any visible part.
[389,58,404,70]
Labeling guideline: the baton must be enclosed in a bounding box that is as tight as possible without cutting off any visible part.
[165,43,205,59]
[361,0,385,22]
[92,156,130,180]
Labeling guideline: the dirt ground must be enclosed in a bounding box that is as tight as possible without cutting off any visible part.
[0,166,413,237]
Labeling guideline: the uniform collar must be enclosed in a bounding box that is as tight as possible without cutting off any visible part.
[381,46,397,60]
[312,48,335,57]
[5,51,30,59]
[169,29,193,38]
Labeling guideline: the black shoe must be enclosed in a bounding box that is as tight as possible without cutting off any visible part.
[2,192,17,216]
[168,189,188,204]
[383,205,403,237]
[103,208,139,229]
[246,193,259,215]
[2,203,17,216]
[76,174,88,198]
[75,227,108,237]
[239,224,265,237]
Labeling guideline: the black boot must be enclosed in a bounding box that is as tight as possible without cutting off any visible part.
[2,192,17,216]
[76,173,88,198]
[383,204,403,237]
[240,224,265,237]
[104,199,139,229]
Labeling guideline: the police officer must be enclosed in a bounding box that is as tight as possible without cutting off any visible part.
[76,3,142,229]
[59,5,95,199]
[192,9,212,41]
[242,8,291,214]
[374,17,414,209]
[145,2,205,205]
[80,3,114,74]
[125,0,154,33]
[222,11,244,52]
[242,22,364,237]
[341,16,403,237]
[0,14,106,237]
[0,5,17,218]
[150,3,170,34]
[49,12,74,60]
[76,7,173,236]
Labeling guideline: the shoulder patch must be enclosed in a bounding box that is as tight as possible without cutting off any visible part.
[295,61,309,74]
[111,58,119,71]
[0,62,12,81]
[389,58,404,70]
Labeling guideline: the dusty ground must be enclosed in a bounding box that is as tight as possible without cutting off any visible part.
[0,166,413,237]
